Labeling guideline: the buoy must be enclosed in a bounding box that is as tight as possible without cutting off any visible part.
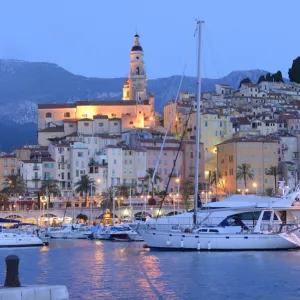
[197,241,201,250]
[208,241,211,250]
[180,239,184,248]
[166,239,171,246]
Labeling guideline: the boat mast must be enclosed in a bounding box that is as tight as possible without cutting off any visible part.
[193,20,204,226]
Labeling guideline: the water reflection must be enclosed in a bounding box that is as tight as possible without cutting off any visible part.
[0,241,300,299]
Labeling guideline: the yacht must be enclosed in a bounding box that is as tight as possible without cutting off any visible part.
[0,232,44,248]
[94,225,144,241]
[137,208,300,250]
[47,223,92,239]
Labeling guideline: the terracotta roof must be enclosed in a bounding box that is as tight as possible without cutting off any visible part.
[217,136,279,146]
[38,126,64,133]
[78,118,93,122]
[93,115,109,119]
[38,103,76,109]
[63,118,78,123]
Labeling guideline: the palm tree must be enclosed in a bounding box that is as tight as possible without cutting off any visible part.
[144,168,162,198]
[74,175,96,206]
[265,166,281,194]
[101,187,115,212]
[181,179,193,211]
[115,185,130,199]
[236,163,254,190]
[2,175,25,197]
[40,180,61,208]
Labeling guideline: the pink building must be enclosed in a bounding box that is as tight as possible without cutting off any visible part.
[138,138,204,193]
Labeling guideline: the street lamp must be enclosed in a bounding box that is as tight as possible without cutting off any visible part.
[253,183,257,195]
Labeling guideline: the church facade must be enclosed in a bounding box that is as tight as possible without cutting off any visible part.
[38,33,155,131]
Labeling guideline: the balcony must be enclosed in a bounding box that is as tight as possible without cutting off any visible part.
[121,182,137,187]
[33,165,40,170]
[282,145,288,151]
[293,152,299,160]
[32,176,41,181]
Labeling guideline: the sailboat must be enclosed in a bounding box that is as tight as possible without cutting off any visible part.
[135,21,300,250]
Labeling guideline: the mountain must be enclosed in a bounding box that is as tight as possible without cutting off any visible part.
[0,59,269,151]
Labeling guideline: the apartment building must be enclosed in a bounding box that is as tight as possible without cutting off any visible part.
[0,155,17,189]
[217,136,279,194]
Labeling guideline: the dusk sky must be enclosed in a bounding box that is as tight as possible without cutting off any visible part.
[0,1,298,79]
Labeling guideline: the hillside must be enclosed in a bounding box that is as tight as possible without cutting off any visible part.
[0,59,269,151]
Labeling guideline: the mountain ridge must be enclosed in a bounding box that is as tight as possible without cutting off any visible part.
[0,59,270,151]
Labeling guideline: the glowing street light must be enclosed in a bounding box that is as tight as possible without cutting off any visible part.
[253,183,258,194]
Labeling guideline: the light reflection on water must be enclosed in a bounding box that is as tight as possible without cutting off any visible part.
[0,241,299,299]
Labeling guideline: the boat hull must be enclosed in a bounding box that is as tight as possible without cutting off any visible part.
[49,232,91,239]
[139,230,300,250]
[0,234,44,248]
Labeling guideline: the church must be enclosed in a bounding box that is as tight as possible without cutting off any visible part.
[38,33,156,131]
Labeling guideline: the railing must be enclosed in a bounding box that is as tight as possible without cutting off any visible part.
[31,176,41,180]
[33,166,40,170]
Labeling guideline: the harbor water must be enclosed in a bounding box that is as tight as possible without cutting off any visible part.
[0,240,300,300]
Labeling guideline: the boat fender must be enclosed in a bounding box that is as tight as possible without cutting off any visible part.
[197,241,201,251]
[180,239,184,248]
[166,239,171,246]
[208,241,211,250]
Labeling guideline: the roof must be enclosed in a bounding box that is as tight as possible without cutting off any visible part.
[138,138,180,144]
[38,126,64,133]
[93,115,108,119]
[0,154,15,159]
[63,118,78,123]
[217,136,279,146]
[20,158,54,163]
[78,118,93,122]
[38,103,76,109]
[131,45,143,51]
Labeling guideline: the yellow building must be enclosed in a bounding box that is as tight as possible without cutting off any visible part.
[0,155,17,189]
[216,136,279,194]
[37,33,155,138]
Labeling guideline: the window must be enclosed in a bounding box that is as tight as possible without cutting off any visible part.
[11,169,14,175]
[78,152,83,157]
[64,112,70,118]
[4,160,7,167]
[114,159,117,165]
[204,121,208,127]
[129,160,132,164]
[114,122,118,126]
[99,123,104,127]
[81,162,84,168]
[229,156,233,162]
[11,160,15,167]
[220,122,223,127]
[46,112,52,118]
[164,169,167,175]
[84,122,89,126]
[4,169,8,176]
[94,138,97,144]
[164,160,167,165]
[69,124,74,128]
[76,170,79,177]
[61,173,64,180]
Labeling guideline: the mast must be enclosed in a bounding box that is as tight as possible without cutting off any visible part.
[193,20,204,226]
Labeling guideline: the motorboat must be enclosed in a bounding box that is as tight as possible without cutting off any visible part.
[47,223,92,239]
[93,225,144,241]
[0,232,44,248]
[137,208,300,250]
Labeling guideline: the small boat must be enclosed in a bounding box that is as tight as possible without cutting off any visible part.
[47,223,92,239]
[0,232,44,248]
[94,225,144,241]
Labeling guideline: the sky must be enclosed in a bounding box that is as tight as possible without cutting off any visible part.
[0,0,298,79]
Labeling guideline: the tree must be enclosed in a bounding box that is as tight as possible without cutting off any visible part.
[74,175,96,206]
[40,180,61,208]
[272,70,284,83]
[181,179,193,211]
[289,57,300,83]
[0,194,9,210]
[257,75,266,84]
[239,78,251,88]
[144,168,162,198]
[2,175,25,197]
[115,185,130,199]
[77,213,88,222]
[265,166,281,194]
[265,72,272,82]
[100,187,114,212]
[209,170,223,187]
[236,163,254,189]
[265,188,274,197]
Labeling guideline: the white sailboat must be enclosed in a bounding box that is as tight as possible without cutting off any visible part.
[47,223,92,239]
[0,232,44,248]
[135,21,300,250]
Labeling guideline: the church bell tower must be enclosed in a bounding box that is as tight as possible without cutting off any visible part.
[122,33,147,102]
